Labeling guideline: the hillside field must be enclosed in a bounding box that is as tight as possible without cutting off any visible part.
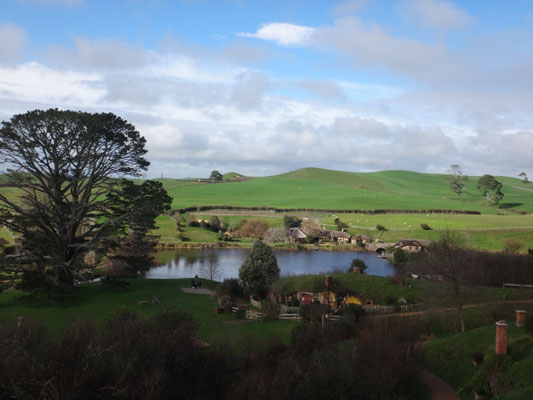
[1,168,532,251]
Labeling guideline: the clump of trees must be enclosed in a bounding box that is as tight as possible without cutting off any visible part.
[209,170,223,180]
[0,109,170,293]
[0,310,420,399]
[239,219,269,239]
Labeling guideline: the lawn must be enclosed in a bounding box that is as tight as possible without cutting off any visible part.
[0,279,295,344]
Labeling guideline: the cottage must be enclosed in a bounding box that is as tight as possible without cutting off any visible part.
[287,227,307,244]
[352,234,372,245]
[326,230,351,243]
[394,239,430,252]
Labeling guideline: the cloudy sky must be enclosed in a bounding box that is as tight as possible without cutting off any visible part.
[1,0,532,178]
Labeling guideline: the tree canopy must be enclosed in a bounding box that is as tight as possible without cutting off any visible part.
[209,170,223,180]
[477,174,504,207]
[0,109,163,291]
[238,240,280,298]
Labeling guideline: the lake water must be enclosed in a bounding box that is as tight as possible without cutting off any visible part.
[146,248,395,280]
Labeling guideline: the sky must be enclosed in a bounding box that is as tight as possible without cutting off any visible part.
[1,0,532,179]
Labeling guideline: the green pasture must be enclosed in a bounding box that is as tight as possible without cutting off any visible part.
[0,279,294,343]
[165,168,533,214]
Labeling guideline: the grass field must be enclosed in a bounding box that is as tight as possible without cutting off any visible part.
[2,167,532,251]
[0,279,294,343]
[163,168,533,214]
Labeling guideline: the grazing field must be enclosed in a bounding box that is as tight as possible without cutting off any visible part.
[164,168,533,214]
[2,167,532,251]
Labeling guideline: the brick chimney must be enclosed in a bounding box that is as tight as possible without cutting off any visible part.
[515,310,527,327]
[495,321,508,354]
[324,275,329,288]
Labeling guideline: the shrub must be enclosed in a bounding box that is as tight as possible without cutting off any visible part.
[283,215,302,229]
[376,224,387,232]
[393,248,408,264]
[291,320,323,352]
[235,307,246,320]
[420,223,432,230]
[466,351,513,396]
[503,238,524,253]
[349,259,367,273]
[216,278,244,299]
[299,303,330,322]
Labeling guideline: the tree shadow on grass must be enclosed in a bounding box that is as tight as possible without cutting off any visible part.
[499,203,523,209]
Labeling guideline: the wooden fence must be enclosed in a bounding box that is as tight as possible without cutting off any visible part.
[363,303,426,314]
[503,283,533,290]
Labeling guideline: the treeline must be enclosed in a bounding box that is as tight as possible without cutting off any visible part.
[0,307,420,400]
[172,205,481,215]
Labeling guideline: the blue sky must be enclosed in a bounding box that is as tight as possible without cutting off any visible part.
[1,0,533,178]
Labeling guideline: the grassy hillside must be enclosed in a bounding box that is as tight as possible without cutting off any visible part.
[164,168,533,214]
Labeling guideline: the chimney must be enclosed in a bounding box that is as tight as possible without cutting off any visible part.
[495,321,508,354]
[515,310,527,327]
[324,275,329,288]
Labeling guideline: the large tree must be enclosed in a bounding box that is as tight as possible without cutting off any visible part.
[448,164,468,196]
[477,174,504,207]
[238,240,279,298]
[0,109,152,290]
[105,179,171,276]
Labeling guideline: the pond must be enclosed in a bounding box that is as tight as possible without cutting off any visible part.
[146,248,395,280]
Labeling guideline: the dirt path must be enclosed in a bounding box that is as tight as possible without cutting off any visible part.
[417,369,459,400]
[511,185,533,192]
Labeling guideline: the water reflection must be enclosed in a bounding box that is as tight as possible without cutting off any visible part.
[146,248,394,280]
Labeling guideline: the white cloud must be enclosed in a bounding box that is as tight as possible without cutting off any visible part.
[299,79,346,100]
[46,37,147,71]
[0,22,27,66]
[231,70,271,110]
[239,22,315,46]
[400,0,475,30]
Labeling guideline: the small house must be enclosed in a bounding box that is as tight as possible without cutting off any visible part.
[287,227,307,244]
[326,230,351,243]
[394,239,430,252]
[352,234,372,245]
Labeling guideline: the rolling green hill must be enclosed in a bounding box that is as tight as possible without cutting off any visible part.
[163,167,533,214]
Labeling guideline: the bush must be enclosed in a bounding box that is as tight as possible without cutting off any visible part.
[216,278,244,300]
[503,238,524,253]
[299,303,330,322]
[376,224,387,232]
[420,223,432,230]
[393,248,408,264]
[349,259,367,273]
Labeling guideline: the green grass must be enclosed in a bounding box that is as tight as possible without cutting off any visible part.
[419,321,533,399]
[0,279,295,343]
[164,168,533,213]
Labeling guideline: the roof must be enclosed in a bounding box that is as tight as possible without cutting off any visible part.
[395,239,430,248]
[353,234,372,240]
[287,227,307,240]
[327,230,351,239]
